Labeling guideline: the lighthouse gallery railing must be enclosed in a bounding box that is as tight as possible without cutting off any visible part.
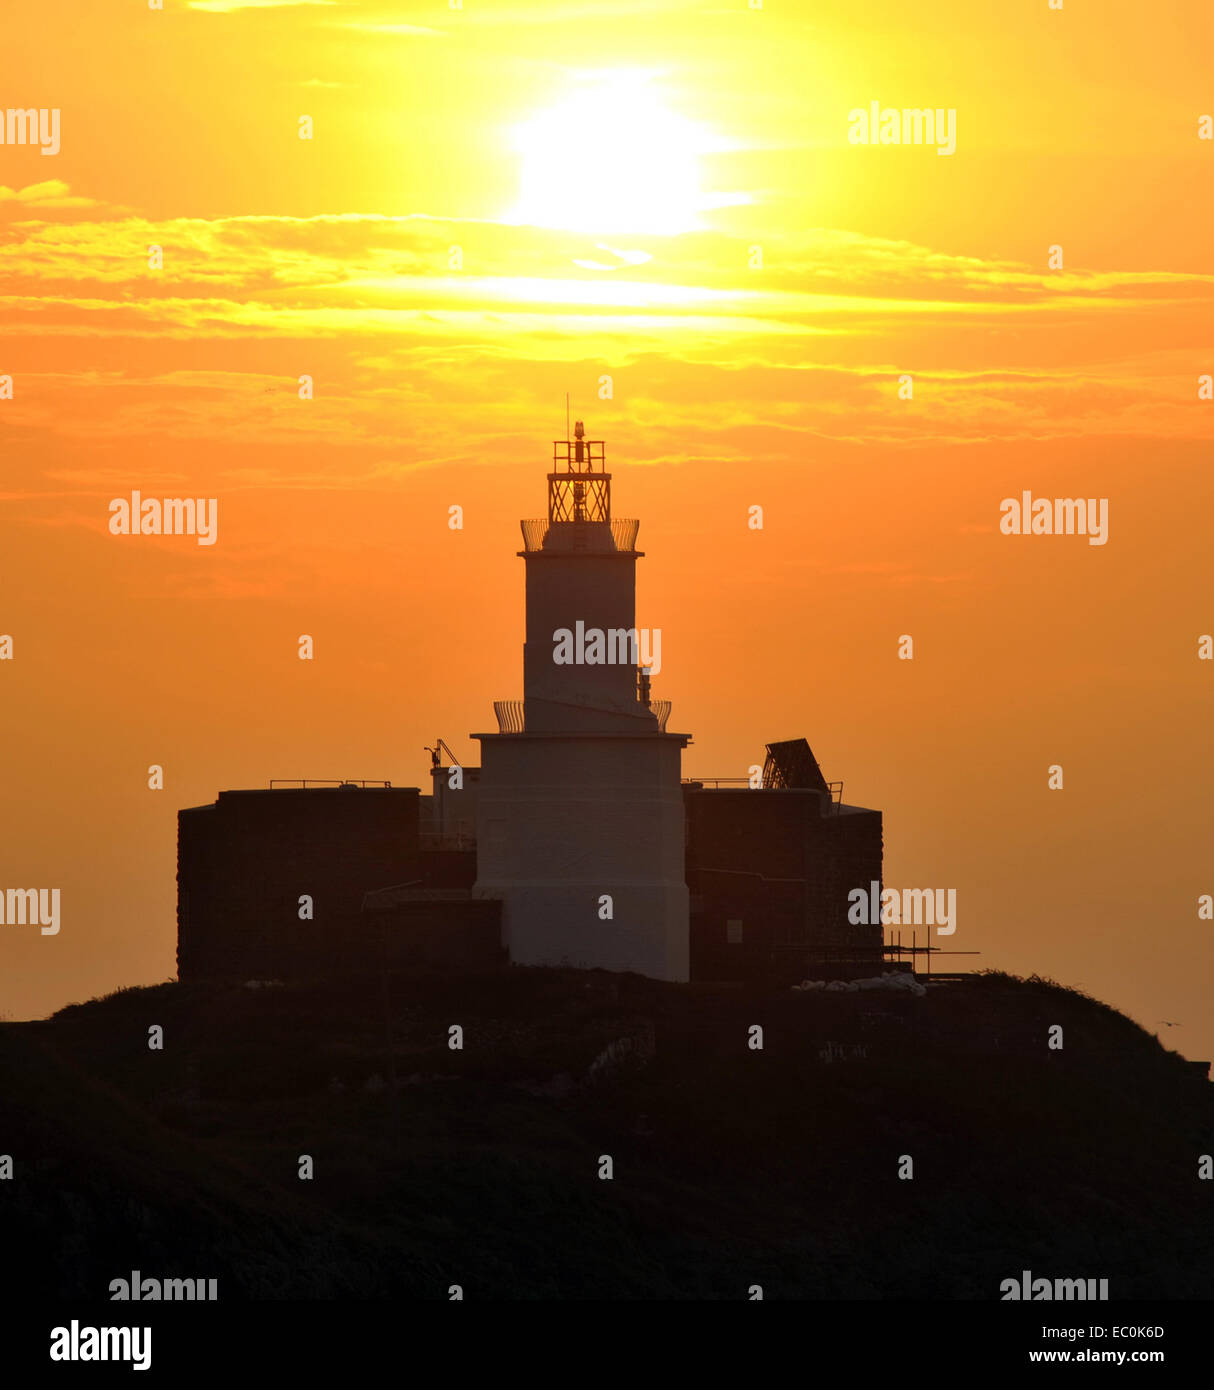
[519,517,640,553]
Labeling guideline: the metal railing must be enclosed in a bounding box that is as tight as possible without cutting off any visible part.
[679,775,846,810]
[552,439,606,471]
[268,779,392,789]
[518,517,640,553]
[494,697,668,731]
[493,700,525,733]
[610,517,640,551]
[520,518,547,551]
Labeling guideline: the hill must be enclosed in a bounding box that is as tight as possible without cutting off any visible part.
[1,968,1210,1299]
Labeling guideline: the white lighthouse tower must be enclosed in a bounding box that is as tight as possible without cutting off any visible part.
[471,423,691,981]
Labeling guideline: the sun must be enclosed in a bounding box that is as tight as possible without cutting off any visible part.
[508,70,738,237]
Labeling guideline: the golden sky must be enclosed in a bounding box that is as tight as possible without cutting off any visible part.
[2,0,1212,1059]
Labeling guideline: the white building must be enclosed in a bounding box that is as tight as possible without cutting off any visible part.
[472,424,691,980]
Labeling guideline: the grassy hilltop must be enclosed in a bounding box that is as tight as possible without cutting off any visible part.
[1,969,1210,1300]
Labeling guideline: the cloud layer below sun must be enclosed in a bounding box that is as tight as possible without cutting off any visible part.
[4,190,1213,481]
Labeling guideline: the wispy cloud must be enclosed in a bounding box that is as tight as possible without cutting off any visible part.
[0,181,104,211]
[4,205,1212,452]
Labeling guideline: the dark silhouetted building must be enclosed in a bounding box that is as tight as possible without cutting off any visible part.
[685,740,883,981]
[177,783,418,979]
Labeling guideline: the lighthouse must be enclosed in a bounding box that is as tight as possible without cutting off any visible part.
[471,423,691,980]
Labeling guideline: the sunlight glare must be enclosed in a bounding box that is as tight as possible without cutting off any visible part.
[509,71,739,236]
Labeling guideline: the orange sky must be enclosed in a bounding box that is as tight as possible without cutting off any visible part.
[2,0,1212,1060]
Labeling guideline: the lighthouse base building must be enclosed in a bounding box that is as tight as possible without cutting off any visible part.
[472,731,690,981]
